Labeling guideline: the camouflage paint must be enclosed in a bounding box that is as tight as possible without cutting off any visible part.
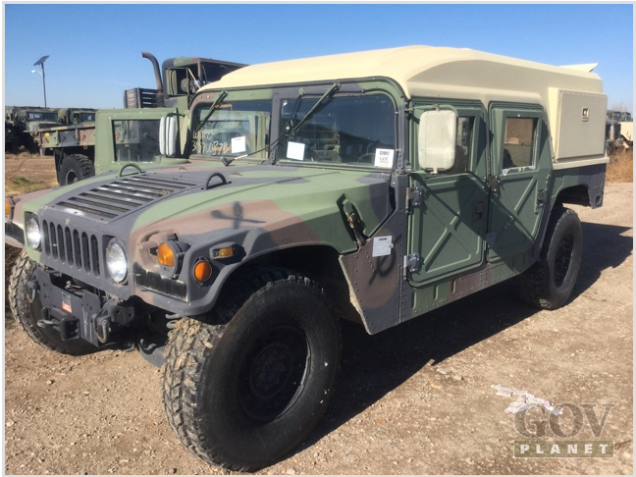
[10,164,393,315]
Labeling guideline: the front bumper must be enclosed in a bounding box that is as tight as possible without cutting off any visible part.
[35,267,137,347]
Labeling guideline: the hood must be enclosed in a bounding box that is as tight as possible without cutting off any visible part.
[20,163,393,253]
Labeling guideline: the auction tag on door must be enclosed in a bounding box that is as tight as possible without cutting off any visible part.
[374,149,394,169]
[231,136,246,153]
[372,235,393,257]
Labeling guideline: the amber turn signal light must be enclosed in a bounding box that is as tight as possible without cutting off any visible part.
[157,243,176,267]
[193,259,213,283]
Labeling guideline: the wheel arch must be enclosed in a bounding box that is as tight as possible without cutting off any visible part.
[554,184,591,208]
[216,244,363,325]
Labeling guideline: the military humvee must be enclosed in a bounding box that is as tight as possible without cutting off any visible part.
[5,46,609,471]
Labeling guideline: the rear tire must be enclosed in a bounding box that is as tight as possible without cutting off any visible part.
[161,268,341,471]
[8,251,95,355]
[516,207,583,309]
[59,154,94,185]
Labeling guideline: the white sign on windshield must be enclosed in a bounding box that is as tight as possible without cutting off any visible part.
[374,149,394,169]
[287,141,306,160]
[231,136,246,154]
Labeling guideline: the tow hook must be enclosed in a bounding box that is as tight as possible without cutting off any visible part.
[26,276,39,303]
[37,319,56,329]
[95,315,111,343]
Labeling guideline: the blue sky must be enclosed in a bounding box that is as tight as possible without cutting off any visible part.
[3,3,633,111]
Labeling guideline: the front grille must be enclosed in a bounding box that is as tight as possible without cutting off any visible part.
[42,219,100,276]
[54,175,197,221]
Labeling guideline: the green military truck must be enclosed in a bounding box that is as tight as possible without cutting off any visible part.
[5,46,609,471]
[40,53,245,186]
[4,106,59,153]
[124,52,245,109]
[36,108,98,184]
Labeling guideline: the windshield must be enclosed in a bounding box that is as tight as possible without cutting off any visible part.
[192,99,271,160]
[26,112,57,122]
[78,113,95,122]
[113,119,161,162]
[278,94,396,168]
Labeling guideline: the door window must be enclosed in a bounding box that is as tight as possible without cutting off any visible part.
[502,117,537,170]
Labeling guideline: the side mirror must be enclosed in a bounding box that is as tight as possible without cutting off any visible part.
[160,115,177,157]
[418,110,457,173]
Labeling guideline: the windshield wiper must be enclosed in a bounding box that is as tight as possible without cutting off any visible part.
[194,90,228,133]
[270,83,339,165]
[289,83,339,135]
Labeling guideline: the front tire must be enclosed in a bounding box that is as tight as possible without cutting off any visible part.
[516,207,583,309]
[59,154,94,185]
[161,268,341,471]
[8,251,95,355]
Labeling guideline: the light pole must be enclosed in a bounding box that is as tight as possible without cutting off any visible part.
[32,55,49,107]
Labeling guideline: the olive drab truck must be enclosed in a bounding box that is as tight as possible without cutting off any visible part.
[39,53,245,185]
[5,46,609,471]
[4,106,59,153]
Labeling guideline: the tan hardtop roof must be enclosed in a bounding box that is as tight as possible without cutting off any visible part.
[201,45,603,108]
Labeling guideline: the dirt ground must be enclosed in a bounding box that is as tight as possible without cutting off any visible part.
[3,155,633,475]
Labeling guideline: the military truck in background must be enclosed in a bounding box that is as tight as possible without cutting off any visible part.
[35,108,98,184]
[123,52,246,109]
[4,106,59,153]
[6,46,609,471]
[606,109,633,152]
[38,53,246,185]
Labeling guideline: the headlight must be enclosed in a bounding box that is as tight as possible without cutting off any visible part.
[26,217,41,250]
[106,240,128,283]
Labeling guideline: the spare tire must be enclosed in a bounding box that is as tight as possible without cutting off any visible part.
[59,154,94,185]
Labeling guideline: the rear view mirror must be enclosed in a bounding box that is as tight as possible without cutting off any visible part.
[418,110,457,173]
[160,115,177,157]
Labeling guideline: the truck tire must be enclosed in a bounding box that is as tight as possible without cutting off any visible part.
[516,207,583,310]
[8,251,95,355]
[161,268,341,471]
[59,154,94,185]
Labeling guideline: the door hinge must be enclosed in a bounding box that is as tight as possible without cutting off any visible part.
[406,187,423,212]
[403,254,421,279]
[536,189,546,209]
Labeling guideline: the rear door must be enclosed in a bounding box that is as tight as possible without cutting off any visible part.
[486,104,552,261]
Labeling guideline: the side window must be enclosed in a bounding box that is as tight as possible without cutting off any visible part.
[502,117,537,169]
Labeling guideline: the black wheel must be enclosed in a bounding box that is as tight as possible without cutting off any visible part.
[516,207,583,310]
[59,154,94,185]
[8,251,95,355]
[161,268,341,471]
